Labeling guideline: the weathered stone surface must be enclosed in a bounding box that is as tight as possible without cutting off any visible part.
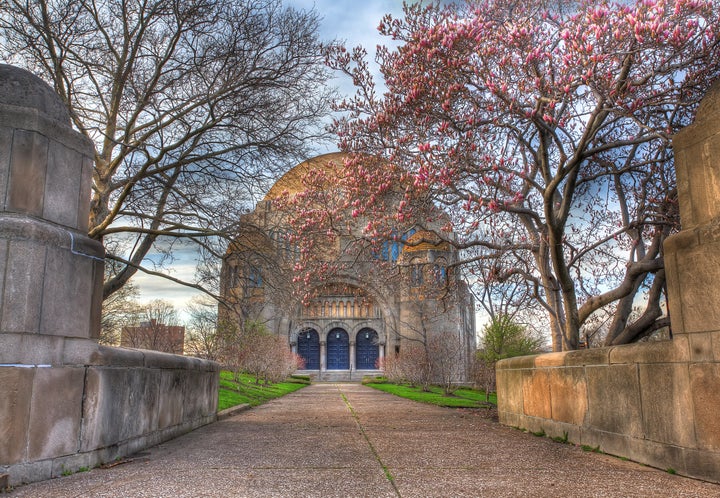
[43,141,82,228]
[8,129,48,217]
[609,339,685,364]
[0,367,34,465]
[563,347,609,366]
[27,368,84,460]
[496,367,524,416]
[0,65,70,124]
[586,364,643,438]
[688,332,715,362]
[0,127,11,210]
[522,369,551,418]
[533,351,565,367]
[639,363,694,448]
[689,364,720,451]
[40,246,94,337]
[674,239,720,333]
[549,367,587,425]
[1,238,45,333]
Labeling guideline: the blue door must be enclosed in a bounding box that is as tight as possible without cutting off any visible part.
[356,328,379,369]
[327,328,349,370]
[298,329,320,370]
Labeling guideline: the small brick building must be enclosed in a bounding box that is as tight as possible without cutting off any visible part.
[121,319,185,355]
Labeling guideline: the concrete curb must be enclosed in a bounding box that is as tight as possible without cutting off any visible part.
[216,404,251,421]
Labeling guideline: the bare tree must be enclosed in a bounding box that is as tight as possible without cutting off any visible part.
[121,299,185,353]
[184,296,223,361]
[0,0,335,299]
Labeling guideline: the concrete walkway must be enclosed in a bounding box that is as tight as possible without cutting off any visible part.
[8,384,720,497]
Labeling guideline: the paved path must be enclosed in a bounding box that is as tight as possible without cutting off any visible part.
[9,384,720,497]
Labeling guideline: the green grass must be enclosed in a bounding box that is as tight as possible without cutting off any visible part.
[217,371,310,411]
[365,382,497,408]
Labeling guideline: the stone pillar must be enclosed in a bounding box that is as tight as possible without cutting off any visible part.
[320,341,326,371]
[0,65,103,348]
[379,342,385,361]
[349,341,356,371]
[0,65,219,488]
[666,79,720,341]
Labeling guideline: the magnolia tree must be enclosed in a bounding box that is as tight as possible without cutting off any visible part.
[326,0,720,351]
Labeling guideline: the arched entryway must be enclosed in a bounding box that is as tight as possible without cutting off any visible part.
[326,328,349,370]
[356,328,379,369]
[297,329,320,370]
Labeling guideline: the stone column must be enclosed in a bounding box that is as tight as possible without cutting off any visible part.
[666,79,720,342]
[0,64,103,355]
[379,342,385,361]
[349,341,356,370]
[320,341,326,371]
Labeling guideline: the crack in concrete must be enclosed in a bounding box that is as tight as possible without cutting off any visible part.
[338,385,401,498]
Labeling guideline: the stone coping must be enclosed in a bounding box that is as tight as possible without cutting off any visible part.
[0,334,219,371]
[497,336,691,369]
[0,215,103,256]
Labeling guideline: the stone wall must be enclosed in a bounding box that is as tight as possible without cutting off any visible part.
[496,80,720,483]
[0,65,219,487]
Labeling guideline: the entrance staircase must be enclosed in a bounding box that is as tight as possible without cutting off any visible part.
[296,369,383,383]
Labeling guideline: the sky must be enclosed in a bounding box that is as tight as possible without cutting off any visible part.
[132,1,411,319]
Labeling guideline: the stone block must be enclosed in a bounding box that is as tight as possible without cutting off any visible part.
[0,127,12,210]
[0,333,64,365]
[585,364,643,438]
[548,367,587,425]
[639,363,695,447]
[609,339,685,365]
[183,371,219,421]
[27,367,84,460]
[689,364,720,450]
[563,347,609,366]
[43,141,82,228]
[158,371,187,429]
[80,367,162,451]
[495,367,524,416]
[533,352,565,367]
[688,332,715,362]
[683,447,720,483]
[78,156,94,232]
[1,238,45,333]
[522,369,551,418]
[40,245,94,338]
[496,354,538,370]
[7,129,48,216]
[0,367,34,464]
[672,236,720,334]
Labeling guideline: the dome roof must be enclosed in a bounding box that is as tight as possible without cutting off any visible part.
[0,64,70,124]
[263,152,347,201]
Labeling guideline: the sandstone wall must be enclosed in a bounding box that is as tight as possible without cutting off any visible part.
[496,80,720,484]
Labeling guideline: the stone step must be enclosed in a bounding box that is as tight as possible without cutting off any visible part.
[296,369,383,383]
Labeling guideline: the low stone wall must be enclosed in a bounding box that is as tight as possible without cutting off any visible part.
[496,335,720,482]
[1,341,219,486]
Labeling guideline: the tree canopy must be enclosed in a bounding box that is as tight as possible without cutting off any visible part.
[0,0,335,299]
[323,0,720,350]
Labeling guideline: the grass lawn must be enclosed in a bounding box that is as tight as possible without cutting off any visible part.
[365,382,497,408]
[217,371,310,411]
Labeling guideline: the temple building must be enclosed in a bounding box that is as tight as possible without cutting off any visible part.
[220,153,476,381]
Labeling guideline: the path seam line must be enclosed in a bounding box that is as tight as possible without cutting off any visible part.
[338,387,401,498]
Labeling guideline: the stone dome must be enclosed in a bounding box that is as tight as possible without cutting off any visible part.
[0,64,71,124]
[263,152,346,201]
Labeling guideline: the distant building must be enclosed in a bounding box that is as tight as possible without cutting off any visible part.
[121,319,185,354]
[219,153,476,381]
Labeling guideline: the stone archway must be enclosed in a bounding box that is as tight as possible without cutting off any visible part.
[326,328,349,369]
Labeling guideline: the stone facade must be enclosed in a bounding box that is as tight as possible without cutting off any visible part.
[220,153,476,381]
[0,65,219,487]
[496,80,720,483]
